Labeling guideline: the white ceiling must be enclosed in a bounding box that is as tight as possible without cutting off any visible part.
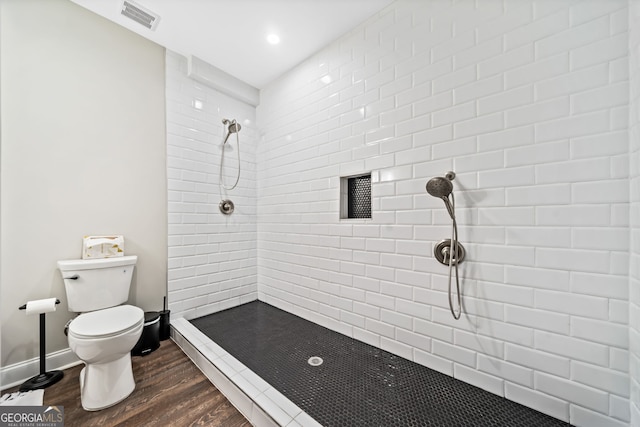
[70,0,395,89]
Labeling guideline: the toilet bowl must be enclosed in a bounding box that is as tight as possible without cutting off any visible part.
[58,255,143,411]
[68,305,144,411]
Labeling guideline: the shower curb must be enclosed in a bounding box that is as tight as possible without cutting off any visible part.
[171,318,321,427]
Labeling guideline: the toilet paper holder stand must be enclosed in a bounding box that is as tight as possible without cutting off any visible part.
[18,299,64,391]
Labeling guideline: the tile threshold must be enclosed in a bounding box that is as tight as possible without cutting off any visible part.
[171,318,321,427]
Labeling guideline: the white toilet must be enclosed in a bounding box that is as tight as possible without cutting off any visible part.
[57,255,144,411]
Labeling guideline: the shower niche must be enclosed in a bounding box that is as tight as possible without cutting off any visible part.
[340,173,371,219]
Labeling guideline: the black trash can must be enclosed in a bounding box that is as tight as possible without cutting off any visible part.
[132,311,160,356]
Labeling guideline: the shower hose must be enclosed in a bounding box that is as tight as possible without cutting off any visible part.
[219,128,241,190]
[448,192,462,320]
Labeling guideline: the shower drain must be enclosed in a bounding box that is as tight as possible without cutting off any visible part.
[307,356,323,366]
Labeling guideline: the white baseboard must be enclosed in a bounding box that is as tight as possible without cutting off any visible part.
[0,348,81,391]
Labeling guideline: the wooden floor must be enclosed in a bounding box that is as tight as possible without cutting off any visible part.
[6,340,251,427]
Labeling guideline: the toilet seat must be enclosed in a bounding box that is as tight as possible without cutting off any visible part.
[69,305,143,339]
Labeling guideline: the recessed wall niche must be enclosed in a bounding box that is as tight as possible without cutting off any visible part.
[340,173,371,219]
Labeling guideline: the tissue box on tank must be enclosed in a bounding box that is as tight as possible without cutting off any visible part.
[82,235,124,259]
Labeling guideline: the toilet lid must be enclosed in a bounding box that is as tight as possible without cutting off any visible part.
[69,305,144,339]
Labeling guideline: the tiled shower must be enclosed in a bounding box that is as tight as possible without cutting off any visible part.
[168,1,640,426]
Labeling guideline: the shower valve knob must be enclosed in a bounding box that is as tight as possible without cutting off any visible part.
[441,246,451,261]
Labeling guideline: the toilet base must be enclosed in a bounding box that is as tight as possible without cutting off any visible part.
[79,353,136,411]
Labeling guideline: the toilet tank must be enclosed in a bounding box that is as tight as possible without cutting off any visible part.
[57,255,137,312]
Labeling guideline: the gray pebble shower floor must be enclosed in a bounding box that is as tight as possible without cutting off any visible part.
[190,301,572,427]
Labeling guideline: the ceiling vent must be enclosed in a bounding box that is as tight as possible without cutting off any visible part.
[121,1,160,31]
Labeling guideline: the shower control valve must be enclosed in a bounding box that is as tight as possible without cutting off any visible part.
[219,199,235,215]
[434,239,465,266]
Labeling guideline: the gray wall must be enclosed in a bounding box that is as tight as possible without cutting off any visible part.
[0,0,167,370]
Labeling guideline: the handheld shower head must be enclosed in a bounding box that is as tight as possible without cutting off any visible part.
[222,118,242,144]
[228,122,241,133]
[426,176,453,198]
[426,176,455,219]
[219,117,242,191]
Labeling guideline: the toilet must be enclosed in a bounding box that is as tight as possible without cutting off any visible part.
[57,255,144,411]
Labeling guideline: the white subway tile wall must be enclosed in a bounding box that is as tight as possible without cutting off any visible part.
[166,52,258,319]
[255,1,633,426]
[629,1,640,426]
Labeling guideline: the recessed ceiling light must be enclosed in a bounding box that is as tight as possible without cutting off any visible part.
[267,34,280,45]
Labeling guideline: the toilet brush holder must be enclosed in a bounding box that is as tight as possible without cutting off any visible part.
[159,310,170,341]
[18,299,64,391]
[159,296,170,341]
